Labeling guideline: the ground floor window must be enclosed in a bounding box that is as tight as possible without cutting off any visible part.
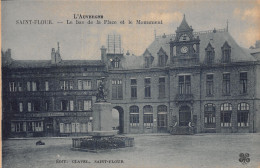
[237,103,249,127]
[11,121,43,132]
[27,121,43,132]
[143,114,153,127]
[157,105,167,129]
[221,112,232,127]
[204,104,216,128]
[143,105,153,127]
[220,103,232,127]
[130,106,139,127]
[237,112,249,127]
[11,122,24,132]
[59,122,91,133]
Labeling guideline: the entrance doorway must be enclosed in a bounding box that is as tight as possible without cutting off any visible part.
[113,106,124,134]
[179,106,191,126]
[157,105,168,133]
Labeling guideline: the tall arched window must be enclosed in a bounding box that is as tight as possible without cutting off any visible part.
[157,105,167,132]
[237,103,249,127]
[204,104,216,128]
[143,105,153,127]
[220,103,232,127]
[129,106,139,127]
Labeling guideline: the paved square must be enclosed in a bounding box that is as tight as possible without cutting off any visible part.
[3,134,260,168]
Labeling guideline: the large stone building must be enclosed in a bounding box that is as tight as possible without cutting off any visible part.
[2,16,260,137]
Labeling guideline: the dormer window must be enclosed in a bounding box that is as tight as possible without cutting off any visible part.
[158,55,165,67]
[221,41,231,63]
[145,57,149,68]
[112,57,120,68]
[143,49,154,68]
[205,43,215,64]
[157,47,168,67]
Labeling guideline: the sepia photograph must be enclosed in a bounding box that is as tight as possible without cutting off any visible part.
[1,0,260,168]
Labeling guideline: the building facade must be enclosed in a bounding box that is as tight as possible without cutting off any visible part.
[2,16,260,137]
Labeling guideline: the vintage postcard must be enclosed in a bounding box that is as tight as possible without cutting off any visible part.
[1,0,260,168]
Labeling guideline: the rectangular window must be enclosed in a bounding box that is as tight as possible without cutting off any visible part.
[27,81,39,91]
[145,57,149,68]
[78,99,92,111]
[223,49,230,63]
[61,100,74,111]
[14,122,23,132]
[222,73,230,95]
[27,82,31,91]
[112,79,123,99]
[60,81,73,90]
[240,72,247,94]
[60,123,64,133]
[144,78,151,98]
[78,80,92,90]
[84,100,92,110]
[178,75,191,95]
[45,81,49,91]
[19,102,23,112]
[18,82,22,91]
[78,100,83,111]
[206,74,214,96]
[45,101,49,111]
[159,55,165,67]
[207,51,213,64]
[28,102,32,112]
[70,100,74,111]
[32,101,41,111]
[9,82,17,92]
[32,82,37,91]
[10,101,18,112]
[159,77,165,98]
[131,79,137,98]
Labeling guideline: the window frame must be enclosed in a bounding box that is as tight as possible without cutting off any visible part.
[220,103,232,127]
[130,105,139,127]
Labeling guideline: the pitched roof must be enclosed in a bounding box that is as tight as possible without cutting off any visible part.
[145,30,256,67]
[177,15,193,32]
[5,60,105,69]
[121,54,143,69]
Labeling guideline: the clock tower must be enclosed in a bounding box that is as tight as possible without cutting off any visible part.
[170,15,200,65]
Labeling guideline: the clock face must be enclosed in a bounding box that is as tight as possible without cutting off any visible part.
[181,46,188,53]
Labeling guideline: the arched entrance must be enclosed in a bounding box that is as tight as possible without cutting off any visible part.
[179,106,191,126]
[113,106,124,134]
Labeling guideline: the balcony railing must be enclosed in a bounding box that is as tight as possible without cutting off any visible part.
[175,94,194,102]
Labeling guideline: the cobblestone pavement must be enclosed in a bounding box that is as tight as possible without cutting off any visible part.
[2,133,260,168]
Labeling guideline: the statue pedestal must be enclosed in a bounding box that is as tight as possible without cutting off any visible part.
[71,102,134,152]
[92,102,117,136]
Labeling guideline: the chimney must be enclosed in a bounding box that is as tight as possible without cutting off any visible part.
[255,40,260,48]
[100,45,107,63]
[2,48,13,66]
[51,48,56,64]
[51,42,62,64]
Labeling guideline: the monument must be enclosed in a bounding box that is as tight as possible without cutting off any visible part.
[91,77,117,136]
[72,77,134,152]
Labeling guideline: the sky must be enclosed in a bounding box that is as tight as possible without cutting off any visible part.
[1,0,260,60]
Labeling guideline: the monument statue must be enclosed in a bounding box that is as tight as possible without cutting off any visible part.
[96,78,106,102]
